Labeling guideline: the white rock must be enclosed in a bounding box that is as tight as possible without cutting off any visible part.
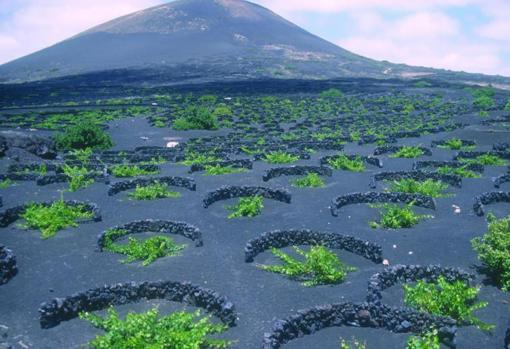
[166,141,179,148]
[383,259,390,266]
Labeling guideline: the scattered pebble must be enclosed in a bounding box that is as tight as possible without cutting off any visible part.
[452,204,461,214]
[382,259,390,265]
[408,251,413,255]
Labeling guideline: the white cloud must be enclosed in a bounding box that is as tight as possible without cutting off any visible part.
[476,0,510,43]
[337,10,509,76]
[477,20,510,42]
[0,0,163,64]
[391,12,459,39]
[255,0,478,14]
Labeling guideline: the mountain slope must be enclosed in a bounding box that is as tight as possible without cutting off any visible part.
[0,0,505,85]
[0,0,400,83]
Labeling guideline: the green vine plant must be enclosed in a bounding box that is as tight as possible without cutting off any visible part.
[140,156,167,166]
[386,178,450,198]
[110,164,159,178]
[226,196,264,218]
[339,338,366,349]
[62,164,95,192]
[79,307,233,349]
[263,151,300,164]
[204,165,246,176]
[18,163,47,176]
[291,172,325,188]
[436,165,481,178]
[258,246,356,286]
[403,276,493,331]
[103,228,185,266]
[128,182,181,200]
[70,147,94,165]
[180,152,220,166]
[369,202,433,229]
[327,154,365,172]
[20,197,94,239]
[390,146,425,159]
[458,154,508,167]
[471,213,510,291]
[406,329,440,349]
[61,148,97,191]
[438,138,475,151]
[0,179,14,189]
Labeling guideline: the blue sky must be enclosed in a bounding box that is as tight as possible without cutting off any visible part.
[0,0,509,76]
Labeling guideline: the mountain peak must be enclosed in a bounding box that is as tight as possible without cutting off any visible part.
[0,0,414,84]
[82,0,275,36]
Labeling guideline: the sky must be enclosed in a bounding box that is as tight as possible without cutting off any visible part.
[0,0,509,76]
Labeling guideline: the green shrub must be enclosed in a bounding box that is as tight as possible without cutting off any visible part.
[504,99,510,111]
[62,164,94,192]
[406,330,440,349]
[79,307,232,349]
[263,151,300,164]
[370,202,433,229]
[473,95,494,110]
[259,246,356,287]
[459,154,508,166]
[438,138,475,151]
[404,276,492,331]
[390,146,425,158]
[199,94,218,105]
[291,173,325,188]
[414,80,432,88]
[227,196,264,218]
[21,199,94,239]
[472,213,510,291]
[340,338,366,349]
[55,121,113,150]
[153,119,167,128]
[320,88,343,98]
[110,164,159,177]
[0,179,14,189]
[204,165,246,176]
[212,104,233,118]
[471,87,495,111]
[173,105,219,130]
[180,152,219,166]
[437,165,481,178]
[128,182,181,200]
[327,155,365,172]
[387,178,450,198]
[103,229,185,266]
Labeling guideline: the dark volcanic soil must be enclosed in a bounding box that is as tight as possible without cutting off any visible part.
[1,93,510,349]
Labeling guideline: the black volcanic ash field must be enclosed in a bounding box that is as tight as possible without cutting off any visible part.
[1,79,510,348]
